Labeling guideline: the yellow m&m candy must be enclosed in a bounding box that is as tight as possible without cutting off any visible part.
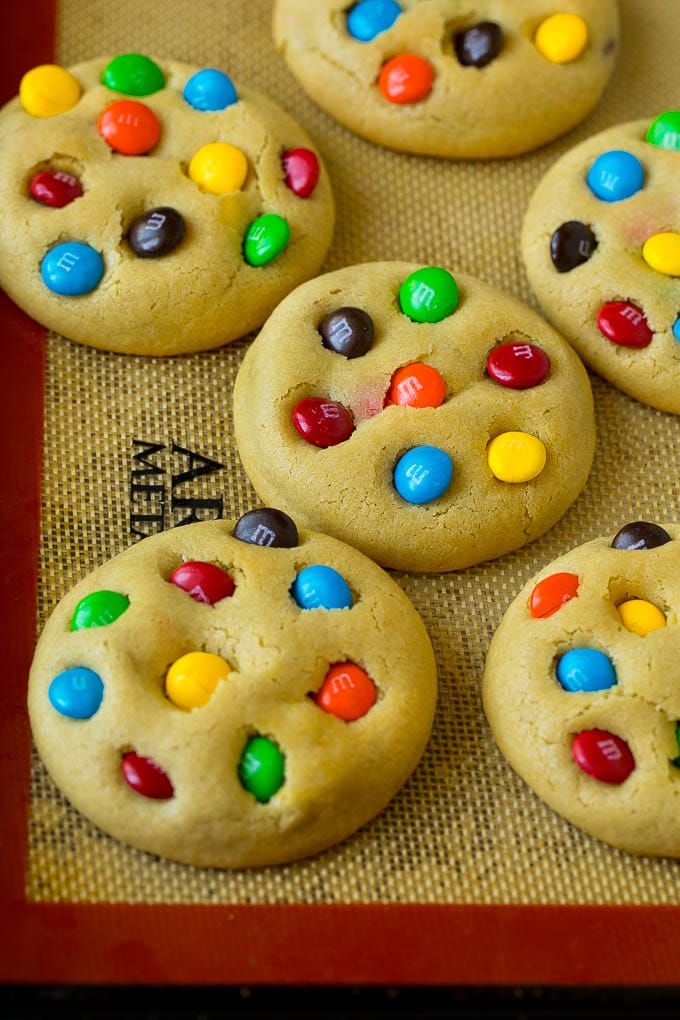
[487,431,547,483]
[20,64,81,117]
[165,651,231,710]
[534,13,588,64]
[617,599,666,636]
[188,142,248,194]
[642,232,680,277]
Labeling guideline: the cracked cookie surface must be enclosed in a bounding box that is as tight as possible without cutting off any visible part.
[28,515,437,868]
[0,54,334,355]
[522,115,680,413]
[273,0,619,158]
[483,521,680,857]
[232,261,595,572]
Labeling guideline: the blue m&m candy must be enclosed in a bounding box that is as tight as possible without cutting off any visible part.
[292,564,353,611]
[347,0,401,41]
[393,445,453,504]
[586,150,644,203]
[556,648,617,693]
[41,241,104,295]
[48,666,104,719]
[183,68,238,111]
[673,317,680,342]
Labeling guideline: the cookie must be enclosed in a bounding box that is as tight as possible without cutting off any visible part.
[232,262,596,572]
[483,521,680,858]
[522,113,680,414]
[28,511,437,868]
[272,0,619,159]
[0,54,334,355]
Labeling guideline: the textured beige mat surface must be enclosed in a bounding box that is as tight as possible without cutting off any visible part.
[27,0,680,903]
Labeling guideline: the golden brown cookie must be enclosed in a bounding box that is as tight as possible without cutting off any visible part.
[28,512,437,868]
[273,0,619,158]
[483,521,680,857]
[232,261,596,572]
[0,54,334,355]
[522,114,680,413]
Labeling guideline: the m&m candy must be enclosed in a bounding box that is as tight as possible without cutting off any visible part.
[102,54,164,96]
[97,99,161,155]
[48,667,104,720]
[165,651,232,711]
[292,565,353,611]
[393,445,453,504]
[183,68,238,111]
[238,736,285,802]
[169,561,235,603]
[243,213,291,266]
[121,752,174,799]
[379,53,434,104]
[556,647,617,693]
[41,242,104,296]
[71,590,130,630]
[20,64,80,117]
[292,398,355,447]
[586,150,644,202]
[399,267,459,323]
[313,662,377,721]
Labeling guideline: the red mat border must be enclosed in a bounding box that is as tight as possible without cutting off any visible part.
[2,2,679,987]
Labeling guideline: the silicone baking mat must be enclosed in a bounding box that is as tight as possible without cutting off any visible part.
[2,0,680,986]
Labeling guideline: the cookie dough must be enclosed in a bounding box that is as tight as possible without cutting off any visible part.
[483,521,680,858]
[28,511,437,868]
[273,0,619,158]
[522,114,680,413]
[232,262,596,572]
[0,54,334,355]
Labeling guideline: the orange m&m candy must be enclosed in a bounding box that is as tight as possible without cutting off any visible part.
[530,572,580,618]
[313,662,377,721]
[97,99,161,155]
[387,362,446,408]
[378,53,434,105]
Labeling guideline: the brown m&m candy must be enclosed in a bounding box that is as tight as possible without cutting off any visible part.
[550,221,597,272]
[319,306,374,358]
[611,521,672,551]
[454,21,503,68]
[127,207,186,258]
[233,508,299,548]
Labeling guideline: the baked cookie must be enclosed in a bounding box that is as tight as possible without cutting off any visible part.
[483,521,680,857]
[232,262,595,572]
[522,113,680,414]
[28,511,437,868]
[0,54,334,355]
[272,0,619,159]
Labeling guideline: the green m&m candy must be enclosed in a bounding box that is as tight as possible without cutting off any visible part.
[243,214,291,266]
[102,54,165,97]
[399,266,459,323]
[238,735,285,802]
[646,111,680,151]
[70,590,130,630]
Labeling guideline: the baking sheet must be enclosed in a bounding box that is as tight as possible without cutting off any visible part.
[2,0,680,986]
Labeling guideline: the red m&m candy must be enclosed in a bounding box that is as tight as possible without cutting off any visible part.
[282,148,319,198]
[29,169,83,207]
[487,342,551,389]
[597,301,653,349]
[571,729,635,784]
[169,561,235,604]
[530,572,580,618]
[97,99,161,155]
[121,751,174,799]
[292,398,355,447]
